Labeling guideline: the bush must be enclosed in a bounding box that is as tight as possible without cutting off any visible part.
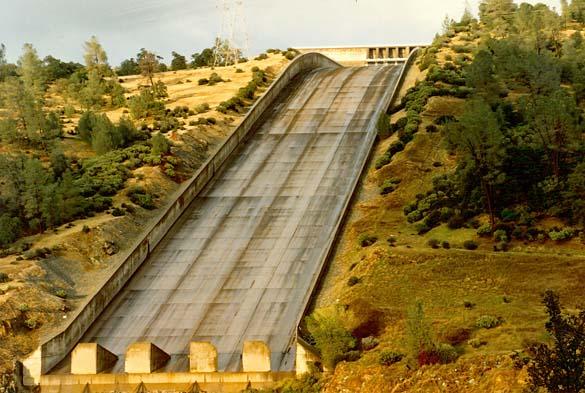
[348,276,361,287]
[416,223,431,235]
[548,228,575,241]
[358,234,378,247]
[361,336,379,351]
[0,272,10,283]
[493,229,508,242]
[407,210,423,223]
[305,307,357,369]
[55,289,67,298]
[254,53,269,61]
[380,178,401,195]
[445,214,464,229]
[476,315,503,329]
[251,66,260,72]
[151,133,170,155]
[463,240,478,250]
[198,78,209,85]
[235,68,244,73]
[427,239,441,249]
[442,240,451,249]
[374,153,391,170]
[379,350,404,366]
[24,318,39,330]
[477,224,492,236]
[194,103,210,114]
[436,343,459,363]
[111,207,126,217]
[426,124,439,133]
[127,186,156,210]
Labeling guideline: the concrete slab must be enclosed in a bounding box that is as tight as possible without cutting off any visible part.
[189,342,217,372]
[71,343,117,375]
[125,343,170,374]
[242,341,271,372]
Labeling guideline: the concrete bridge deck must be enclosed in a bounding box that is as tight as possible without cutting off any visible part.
[51,63,402,375]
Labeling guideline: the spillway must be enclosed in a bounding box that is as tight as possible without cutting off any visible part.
[50,63,403,375]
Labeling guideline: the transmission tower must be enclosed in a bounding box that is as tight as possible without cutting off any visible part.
[213,0,249,67]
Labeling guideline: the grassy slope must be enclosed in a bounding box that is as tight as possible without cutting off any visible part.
[0,54,289,372]
[313,42,585,392]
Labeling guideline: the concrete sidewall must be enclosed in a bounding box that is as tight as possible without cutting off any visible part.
[22,53,342,386]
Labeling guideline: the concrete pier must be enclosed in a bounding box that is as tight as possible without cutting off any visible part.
[125,343,170,374]
[242,341,271,372]
[71,343,117,375]
[190,342,218,372]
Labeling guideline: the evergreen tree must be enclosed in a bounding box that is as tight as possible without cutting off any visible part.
[479,0,517,36]
[83,36,109,77]
[521,89,580,178]
[528,291,585,392]
[447,99,506,228]
[170,51,187,71]
[18,43,46,103]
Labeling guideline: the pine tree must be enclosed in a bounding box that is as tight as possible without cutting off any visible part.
[17,43,46,103]
[447,99,506,228]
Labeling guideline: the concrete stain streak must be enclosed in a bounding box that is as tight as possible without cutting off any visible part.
[53,64,402,374]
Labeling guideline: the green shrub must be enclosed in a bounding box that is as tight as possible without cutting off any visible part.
[255,53,269,61]
[442,241,451,249]
[477,224,492,236]
[151,133,170,155]
[348,276,361,287]
[111,207,126,217]
[476,315,503,329]
[407,210,423,223]
[416,223,431,235]
[235,68,244,73]
[0,272,10,283]
[380,178,401,195]
[127,186,156,210]
[548,228,575,241]
[374,153,391,170]
[493,229,508,242]
[358,234,378,247]
[427,239,440,249]
[55,289,67,298]
[463,240,478,250]
[194,103,210,114]
[82,225,90,233]
[379,350,404,366]
[305,307,357,369]
[24,317,39,329]
[198,78,209,85]
[436,343,459,363]
[251,66,260,72]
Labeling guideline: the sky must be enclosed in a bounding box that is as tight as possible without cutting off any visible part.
[0,0,562,65]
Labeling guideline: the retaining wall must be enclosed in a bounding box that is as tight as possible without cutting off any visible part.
[22,52,341,387]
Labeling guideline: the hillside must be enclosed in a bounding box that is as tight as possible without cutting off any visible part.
[299,9,585,393]
[0,51,290,374]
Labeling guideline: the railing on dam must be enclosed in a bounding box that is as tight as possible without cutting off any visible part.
[295,44,427,66]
